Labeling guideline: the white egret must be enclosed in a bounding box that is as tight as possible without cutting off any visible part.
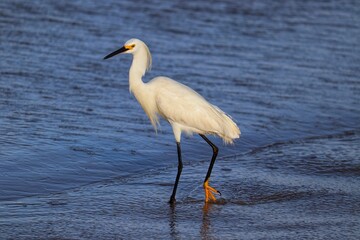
[104,38,240,203]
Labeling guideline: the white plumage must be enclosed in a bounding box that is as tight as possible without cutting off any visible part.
[149,76,240,144]
[104,38,240,203]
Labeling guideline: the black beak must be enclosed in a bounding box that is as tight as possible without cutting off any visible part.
[103,46,128,60]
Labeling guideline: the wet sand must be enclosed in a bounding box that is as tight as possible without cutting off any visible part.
[1,132,359,239]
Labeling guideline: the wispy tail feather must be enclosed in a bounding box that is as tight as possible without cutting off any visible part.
[211,105,240,144]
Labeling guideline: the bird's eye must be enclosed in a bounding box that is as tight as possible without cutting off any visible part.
[130,44,135,48]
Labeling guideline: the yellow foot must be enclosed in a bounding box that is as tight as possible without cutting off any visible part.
[203,179,221,203]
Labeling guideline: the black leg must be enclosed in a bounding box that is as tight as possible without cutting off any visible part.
[199,134,219,183]
[169,142,183,204]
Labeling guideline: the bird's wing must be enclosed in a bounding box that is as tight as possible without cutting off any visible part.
[151,77,227,135]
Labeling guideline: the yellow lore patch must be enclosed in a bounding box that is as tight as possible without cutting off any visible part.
[125,44,135,50]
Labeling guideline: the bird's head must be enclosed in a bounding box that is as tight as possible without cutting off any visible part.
[104,38,144,59]
[103,38,152,73]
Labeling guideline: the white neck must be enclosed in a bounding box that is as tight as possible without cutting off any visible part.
[129,46,151,93]
[129,61,144,94]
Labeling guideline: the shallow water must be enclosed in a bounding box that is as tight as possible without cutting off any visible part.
[1,0,359,239]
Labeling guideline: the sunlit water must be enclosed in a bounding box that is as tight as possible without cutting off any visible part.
[1,0,359,239]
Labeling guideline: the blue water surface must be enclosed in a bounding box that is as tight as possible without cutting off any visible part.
[0,0,359,239]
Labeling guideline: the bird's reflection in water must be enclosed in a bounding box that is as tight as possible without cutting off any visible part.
[169,203,180,240]
[168,202,215,239]
[201,203,214,239]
